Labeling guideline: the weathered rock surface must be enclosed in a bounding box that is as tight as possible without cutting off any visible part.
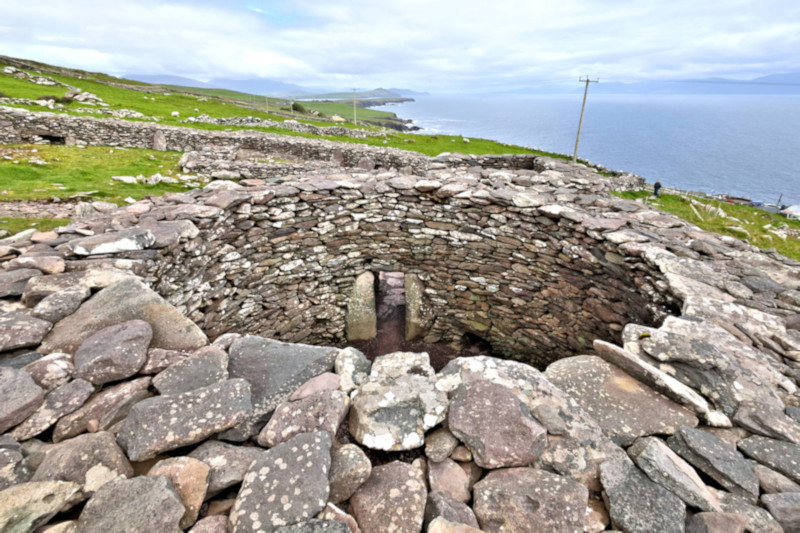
[424,491,480,530]
[600,455,686,533]
[117,378,252,461]
[148,456,210,529]
[228,431,331,532]
[76,475,185,533]
[739,434,800,484]
[0,481,80,533]
[257,389,349,447]
[0,268,41,298]
[761,492,800,532]
[152,345,228,396]
[472,467,588,533]
[40,278,207,354]
[328,443,371,504]
[668,426,760,502]
[73,320,152,385]
[685,512,749,533]
[0,367,45,434]
[0,311,52,352]
[22,352,73,392]
[448,379,547,468]
[545,356,699,446]
[350,460,426,533]
[188,440,263,498]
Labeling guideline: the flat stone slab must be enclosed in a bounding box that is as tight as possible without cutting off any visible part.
[0,366,45,434]
[31,431,133,502]
[0,481,80,533]
[74,320,152,385]
[11,378,94,441]
[77,475,184,533]
[601,455,686,533]
[31,286,92,324]
[153,346,228,396]
[40,278,207,354]
[228,431,331,532]
[448,379,546,468]
[473,467,588,533]
[0,268,41,298]
[0,311,52,353]
[545,356,698,446]
[23,352,73,392]
[739,434,800,484]
[350,460,427,533]
[117,378,252,461]
[189,440,264,498]
[668,426,759,502]
[761,492,800,532]
[257,389,349,447]
[68,228,156,255]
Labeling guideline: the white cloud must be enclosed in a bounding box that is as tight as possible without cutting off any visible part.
[1,0,798,91]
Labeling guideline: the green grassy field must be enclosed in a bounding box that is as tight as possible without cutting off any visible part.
[615,191,800,261]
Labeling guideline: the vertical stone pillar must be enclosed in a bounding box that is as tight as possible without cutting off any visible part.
[405,273,432,341]
[346,272,377,341]
[153,130,167,151]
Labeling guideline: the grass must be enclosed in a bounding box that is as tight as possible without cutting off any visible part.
[615,191,800,261]
[0,217,71,235]
[0,144,186,201]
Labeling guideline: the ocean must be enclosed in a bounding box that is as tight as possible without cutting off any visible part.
[376,94,800,207]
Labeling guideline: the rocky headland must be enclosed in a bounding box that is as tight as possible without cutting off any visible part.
[1,107,800,532]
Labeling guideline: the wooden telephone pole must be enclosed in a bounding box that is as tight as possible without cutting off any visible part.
[573,76,598,163]
[353,88,358,125]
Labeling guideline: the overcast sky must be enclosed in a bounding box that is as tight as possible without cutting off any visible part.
[2,0,799,92]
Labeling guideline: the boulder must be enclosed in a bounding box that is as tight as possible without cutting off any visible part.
[545,356,698,446]
[425,427,460,463]
[448,380,546,468]
[257,389,349,447]
[334,347,370,394]
[328,443,371,504]
[228,432,332,532]
[424,491,480,530]
[350,461,426,533]
[76,475,185,533]
[41,279,207,355]
[31,287,91,323]
[0,481,80,533]
[761,492,800,532]
[472,467,588,533]
[600,455,686,533]
[148,457,211,529]
[188,440,263,498]
[73,320,152,385]
[117,378,252,461]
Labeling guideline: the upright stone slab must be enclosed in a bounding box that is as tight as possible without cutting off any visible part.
[117,378,252,461]
[345,272,376,341]
[228,432,332,532]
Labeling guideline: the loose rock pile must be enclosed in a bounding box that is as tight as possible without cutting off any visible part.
[1,157,800,532]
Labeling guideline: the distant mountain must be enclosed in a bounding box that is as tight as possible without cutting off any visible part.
[125,74,208,87]
[508,72,800,95]
[124,74,311,97]
[388,88,430,97]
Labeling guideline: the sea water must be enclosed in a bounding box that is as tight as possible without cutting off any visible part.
[376,94,800,206]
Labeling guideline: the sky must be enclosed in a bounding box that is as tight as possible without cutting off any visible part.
[2,0,800,93]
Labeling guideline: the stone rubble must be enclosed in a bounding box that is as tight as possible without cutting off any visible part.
[0,118,800,531]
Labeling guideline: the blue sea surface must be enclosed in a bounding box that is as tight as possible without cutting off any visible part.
[376,94,800,206]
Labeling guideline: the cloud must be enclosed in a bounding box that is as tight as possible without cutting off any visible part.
[1,0,799,91]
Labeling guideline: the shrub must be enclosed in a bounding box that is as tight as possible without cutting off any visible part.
[291,102,306,113]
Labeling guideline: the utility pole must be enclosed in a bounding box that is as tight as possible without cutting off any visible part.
[265,95,268,116]
[352,88,358,126]
[573,76,598,164]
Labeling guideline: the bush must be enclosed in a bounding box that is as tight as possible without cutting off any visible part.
[291,102,306,113]
[36,94,73,104]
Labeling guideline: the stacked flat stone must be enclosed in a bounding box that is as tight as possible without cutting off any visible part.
[0,149,799,531]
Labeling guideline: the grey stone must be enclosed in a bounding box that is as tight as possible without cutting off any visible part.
[153,346,228,395]
[739,434,800,484]
[68,228,156,255]
[148,456,210,529]
[712,488,785,533]
[140,348,191,375]
[22,352,73,392]
[189,516,228,533]
[0,311,52,353]
[31,431,133,503]
[761,492,800,532]
[685,512,749,533]
[350,460,427,533]
[0,481,80,533]
[628,436,721,512]
[473,467,589,533]
[425,427,460,463]
[53,376,151,442]
[0,366,45,434]
[428,458,470,503]
[77,475,185,533]
[117,378,252,461]
[424,491,480,530]
[328,443,371,504]
[5,255,64,275]
[21,270,135,308]
[668,426,759,502]
[0,268,41,298]
[189,440,263,498]
[289,373,340,401]
[600,455,686,533]
[274,520,350,532]
[257,389,349,447]
[334,347,370,394]
[755,464,800,494]
[0,438,31,491]
[545,356,699,446]
[11,378,94,441]
[734,400,800,445]
[74,320,152,385]
[31,287,91,323]
[227,336,338,433]
[40,278,207,354]
[228,432,332,532]
[345,272,376,341]
[448,380,546,468]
